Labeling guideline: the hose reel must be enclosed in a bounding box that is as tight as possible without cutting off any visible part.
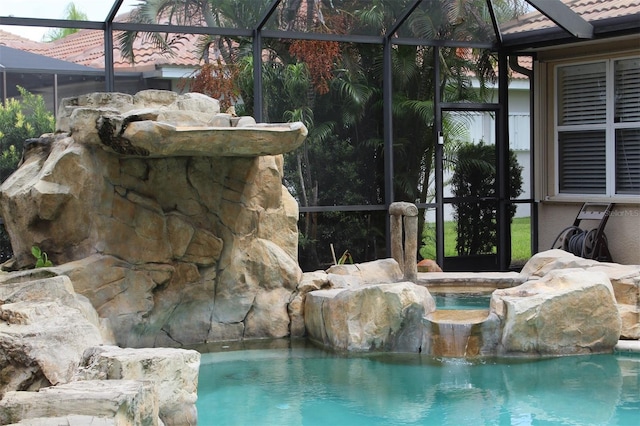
[551,226,607,259]
[550,203,614,262]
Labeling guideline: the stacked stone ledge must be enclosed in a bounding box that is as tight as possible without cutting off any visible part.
[0,272,199,425]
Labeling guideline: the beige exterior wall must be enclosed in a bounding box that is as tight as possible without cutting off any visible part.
[538,202,639,265]
[533,37,639,265]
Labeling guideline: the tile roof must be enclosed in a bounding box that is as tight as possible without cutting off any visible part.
[0,29,48,53]
[0,13,207,71]
[44,28,206,70]
[0,44,103,74]
[501,0,640,35]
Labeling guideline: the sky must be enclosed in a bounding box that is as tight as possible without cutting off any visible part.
[0,0,138,41]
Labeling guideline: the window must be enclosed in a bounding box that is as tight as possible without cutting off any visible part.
[555,57,640,196]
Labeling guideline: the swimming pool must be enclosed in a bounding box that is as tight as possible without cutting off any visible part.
[433,293,491,310]
[196,342,640,425]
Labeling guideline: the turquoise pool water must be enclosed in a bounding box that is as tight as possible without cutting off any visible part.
[196,343,640,425]
[434,293,491,310]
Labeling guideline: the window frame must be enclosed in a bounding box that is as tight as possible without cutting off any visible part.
[552,54,640,200]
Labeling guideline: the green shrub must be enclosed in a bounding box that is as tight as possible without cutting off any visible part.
[0,86,55,263]
[450,142,523,256]
[0,86,55,182]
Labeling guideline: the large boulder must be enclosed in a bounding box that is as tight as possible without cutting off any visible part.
[0,271,201,425]
[492,268,621,355]
[325,258,404,284]
[0,90,307,347]
[305,282,436,352]
[76,346,200,426]
[0,275,108,397]
[0,380,159,425]
[289,259,407,339]
[521,250,640,339]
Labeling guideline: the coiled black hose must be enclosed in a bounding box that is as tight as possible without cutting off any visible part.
[551,226,606,259]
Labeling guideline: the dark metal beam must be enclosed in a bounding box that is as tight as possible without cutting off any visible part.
[104,19,114,92]
[393,37,495,49]
[106,0,125,23]
[382,36,394,256]
[252,0,282,123]
[111,22,252,37]
[526,0,594,39]
[255,0,281,30]
[0,16,104,30]
[384,0,423,38]
[433,47,444,268]
[487,0,503,45]
[496,50,510,270]
[261,29,382,44]
[104,0,124,92]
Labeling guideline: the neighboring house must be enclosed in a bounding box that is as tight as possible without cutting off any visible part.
[502,0,640,265]
[0,15,207,112]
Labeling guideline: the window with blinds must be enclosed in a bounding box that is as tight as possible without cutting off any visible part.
[556,57,640,196]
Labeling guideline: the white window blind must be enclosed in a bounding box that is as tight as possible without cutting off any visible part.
[558,62,606,126]
[616,129,640,194]
[615,58,640,123]
[559,131,606,194]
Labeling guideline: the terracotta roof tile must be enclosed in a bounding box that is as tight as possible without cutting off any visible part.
[501,0,640,34]
[1,13,207,71]
[0,29,49,53]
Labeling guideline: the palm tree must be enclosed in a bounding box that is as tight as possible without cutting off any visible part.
[43,2,88,41]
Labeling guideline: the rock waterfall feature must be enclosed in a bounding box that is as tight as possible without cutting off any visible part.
[0,90,307,348]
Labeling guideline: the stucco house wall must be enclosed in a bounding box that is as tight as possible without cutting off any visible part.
[533,37,639,265]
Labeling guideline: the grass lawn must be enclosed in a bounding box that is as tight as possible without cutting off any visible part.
[420,216,531,265]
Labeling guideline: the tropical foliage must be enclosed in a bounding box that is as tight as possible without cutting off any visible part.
[0,87,55,262]
[118,0,529,270]
[0,87,55,182]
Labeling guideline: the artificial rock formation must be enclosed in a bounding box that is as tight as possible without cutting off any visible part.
[76,346,200,425]
[0,268,199,425]
[303,259,436,352]
[0,272,109,397]
[521,249,640,339]
[492,268,622,355]
[0,90,307,347]
[0,380,160,425]
[306,252,626,357]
